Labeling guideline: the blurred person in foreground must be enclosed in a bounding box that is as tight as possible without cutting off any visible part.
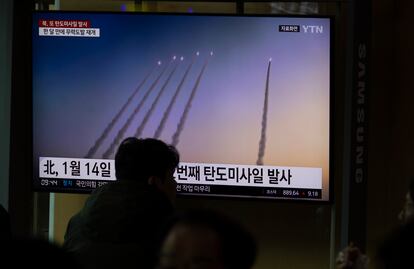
[377,219,414,268]
[63,137,179,269]
[398,177,414,224]
[156,208,257,269]
[336,177,414,269]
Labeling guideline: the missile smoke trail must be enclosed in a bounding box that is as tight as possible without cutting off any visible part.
[135,59,179,137]
[102,60,170,159]
[256,58,272,165]
[84,66,156,158]
[154,55,197,139]
[171,53,212,147]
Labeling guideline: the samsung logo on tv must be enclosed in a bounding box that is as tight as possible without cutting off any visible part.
[279,25,300,32]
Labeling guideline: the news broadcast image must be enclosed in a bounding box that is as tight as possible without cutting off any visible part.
[32,12,331,201]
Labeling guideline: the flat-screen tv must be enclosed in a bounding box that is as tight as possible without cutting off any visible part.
[32,11,332,202]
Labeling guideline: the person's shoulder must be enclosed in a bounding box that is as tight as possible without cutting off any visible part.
[7,237,81,268]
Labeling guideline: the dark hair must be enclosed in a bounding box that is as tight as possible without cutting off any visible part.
[377,220,414,268]
[115,137,179,182]
[4,238,81,268]
[408,177,414,200]
[158,209,257,269]
[0,204,11,241]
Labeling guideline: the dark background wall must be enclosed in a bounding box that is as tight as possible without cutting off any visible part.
[367,0,414,262]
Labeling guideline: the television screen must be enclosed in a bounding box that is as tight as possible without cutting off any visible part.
[32,11,332,201]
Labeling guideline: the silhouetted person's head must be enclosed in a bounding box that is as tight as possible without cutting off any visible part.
[377,220,414,269]
[157,209,257,269]
[115,137,179,203]
[0,204,11,241]
[6,238,80,268]
[398,177,414,224]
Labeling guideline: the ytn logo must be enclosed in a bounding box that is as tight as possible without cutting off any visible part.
[302,25,323,34]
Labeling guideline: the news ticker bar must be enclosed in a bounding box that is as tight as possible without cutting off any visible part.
[177,184,322,199]
[37,178,322,199]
